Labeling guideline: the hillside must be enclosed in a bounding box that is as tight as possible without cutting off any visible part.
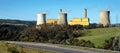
[78,27,120,47]
[0,19,36,26]
[0,41,54,53]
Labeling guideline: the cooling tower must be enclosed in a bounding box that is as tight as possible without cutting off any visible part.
[99,11,110,27]
[58,9,68,25]
[36,13,46,25]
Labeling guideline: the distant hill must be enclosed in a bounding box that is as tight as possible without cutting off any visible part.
[0,19,36,26]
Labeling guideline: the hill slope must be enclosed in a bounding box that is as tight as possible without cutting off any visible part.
[0,19,36,26]
[78,27,120,47]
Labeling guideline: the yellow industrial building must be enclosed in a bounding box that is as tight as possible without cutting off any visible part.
[46,18,89,26]
[46,19,58,24]
[68,18,89,26]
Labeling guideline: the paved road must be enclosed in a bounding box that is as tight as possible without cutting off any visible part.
[7,41,100,53]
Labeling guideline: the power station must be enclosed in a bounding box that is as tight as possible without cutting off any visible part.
[36,8,111,28]
[99,11,110,27]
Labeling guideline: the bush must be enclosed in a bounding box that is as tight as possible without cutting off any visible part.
[66,38,74,45]
[66,39,95,48]
[102,36,120,51]
[85,40,95,48]
[7,47,19,53]
[102,37,114,50]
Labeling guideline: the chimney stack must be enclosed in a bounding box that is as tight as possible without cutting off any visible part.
[60,9,62,12]
[84,8,87,18]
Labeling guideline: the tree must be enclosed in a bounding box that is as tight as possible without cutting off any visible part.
[102,37,114,50]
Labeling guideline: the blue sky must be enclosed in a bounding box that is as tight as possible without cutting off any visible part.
[0,0,120,24]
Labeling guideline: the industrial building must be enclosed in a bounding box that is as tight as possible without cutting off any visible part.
[68,18,89,26]
[46,19,58,24]
[68,8,90,26]
[99,11,110,27]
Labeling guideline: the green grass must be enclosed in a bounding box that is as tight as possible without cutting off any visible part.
[0,41,55,53]
[78,27,120,47]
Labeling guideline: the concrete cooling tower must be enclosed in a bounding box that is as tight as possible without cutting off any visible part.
[99,11,110,27]
[58,9,68,25]
[37,13,46,25]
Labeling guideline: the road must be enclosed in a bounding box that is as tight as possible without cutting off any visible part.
[7,41,100,53]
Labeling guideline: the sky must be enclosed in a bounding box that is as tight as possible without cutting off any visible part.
[0,0,120,24]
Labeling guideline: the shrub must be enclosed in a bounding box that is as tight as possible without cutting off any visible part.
[66,38,74,45]
[85,40,95,48]
[66,39,95,48]
[102,37,114,50]
[7,47,19,53]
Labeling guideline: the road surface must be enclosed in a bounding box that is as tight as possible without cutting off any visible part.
[7,41,100,53]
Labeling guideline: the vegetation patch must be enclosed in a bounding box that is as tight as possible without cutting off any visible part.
[0,41,54,53]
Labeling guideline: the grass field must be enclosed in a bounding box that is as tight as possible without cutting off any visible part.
[78,27,120,47]
[0,41,54,53]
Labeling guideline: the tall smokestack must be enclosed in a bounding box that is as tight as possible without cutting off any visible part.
[84,8,87,18]
[60,9,62,12]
